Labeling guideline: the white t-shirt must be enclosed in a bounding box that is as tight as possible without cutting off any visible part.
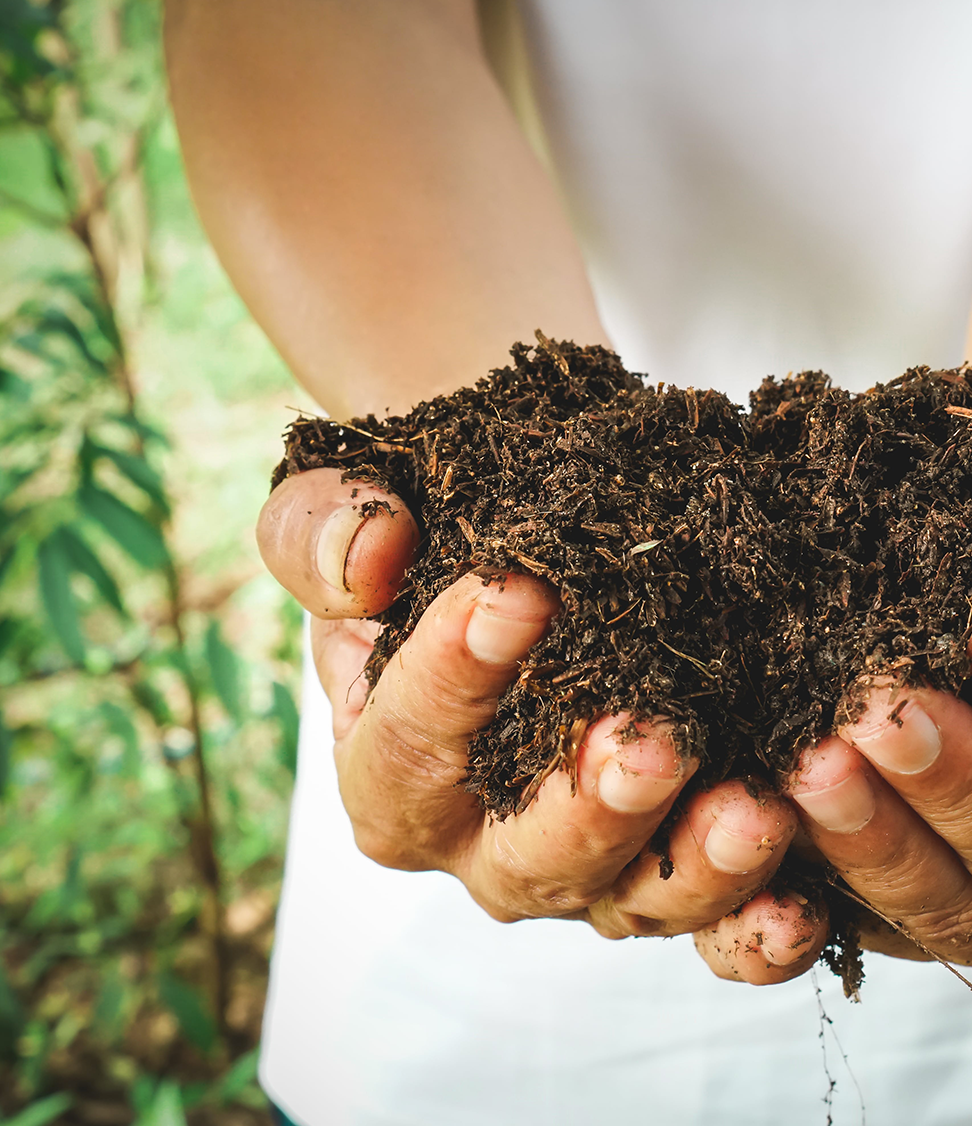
[260,4,972,1123]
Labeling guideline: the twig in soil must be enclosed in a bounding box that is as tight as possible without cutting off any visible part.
[657,639,718,679]
[606,600,643,626]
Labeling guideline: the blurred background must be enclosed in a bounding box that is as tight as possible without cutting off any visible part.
[1,2,306,1122]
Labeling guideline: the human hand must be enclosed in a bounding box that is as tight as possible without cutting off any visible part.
[258,468,829,984]
[786,677,972,967]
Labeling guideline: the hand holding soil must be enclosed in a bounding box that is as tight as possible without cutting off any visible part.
[262,337,972,991]
[258,468,824,986]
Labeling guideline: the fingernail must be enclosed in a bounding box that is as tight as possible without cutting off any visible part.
[596,724,687,814]
[759,891,815,966]
[704,817,776,874]
[846,695,942,775]
[791,770,876,833]
[465,605,549,665]
[316,506,366,591]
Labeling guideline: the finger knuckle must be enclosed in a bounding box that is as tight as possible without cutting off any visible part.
[351,822,420,871]
[365,700,470,782]
[413,662,500,725]
[483,834,599,917]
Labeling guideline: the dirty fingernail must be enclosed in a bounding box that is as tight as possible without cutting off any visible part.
[597,726,689,814]
[847,696,942,775]
[705,818,776,874]
[791,770,876,833]
[316,506,366,591]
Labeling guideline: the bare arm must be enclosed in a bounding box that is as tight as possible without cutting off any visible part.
[165,0,607,418]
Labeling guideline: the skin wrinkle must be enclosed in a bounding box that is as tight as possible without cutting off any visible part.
[906,903,972,952]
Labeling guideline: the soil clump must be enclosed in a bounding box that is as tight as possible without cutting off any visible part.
[272,336,972,983]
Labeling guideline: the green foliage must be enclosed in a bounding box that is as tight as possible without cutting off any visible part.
[0,1093,73,1126]
[1,0,301,1121]
[205,622,243,726]
[157,972,217,1056]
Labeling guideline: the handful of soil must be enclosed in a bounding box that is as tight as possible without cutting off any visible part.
[273,336,972,978]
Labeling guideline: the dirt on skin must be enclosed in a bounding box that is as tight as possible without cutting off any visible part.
[272,334,972,991]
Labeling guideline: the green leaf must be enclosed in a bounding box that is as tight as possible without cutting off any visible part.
[78,482,168,570]
[37,533,85,663]
[92,968,126,1039]
[87,441,170,516]
[209,1046,260,1104]
[47,272,123,355]
[0,1,57,87]
[0,547,15,588]
[57,524,126,614]
[98,700,140,778]
[272,681,300,777]
[0,710,11,799]
[0,955,25,1056]
[0,462,47,505]
[157,972,216,1054]
[131,678,173,726]
[205,620,243,723]
[0,1094,73,1126]
[33,309,107,372]
[0,367,30,401]
[0,617,17,656]
[132,1081,186,1126]
[53,847,85,923]
[108,411,170,448]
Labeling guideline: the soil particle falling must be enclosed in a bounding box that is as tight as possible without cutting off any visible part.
[273,336,972,987]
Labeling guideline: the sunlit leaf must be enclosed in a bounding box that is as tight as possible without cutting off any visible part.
[87,440,170,515]
[0,458,49,504]
[0,1093,72,1126]
[98,700,140,778]
[47,271,123,354]
[32,308,107,372]
[272,681,299,777]
[157,972,216,1054]
[204,619,243,722]
[37,533,85,663]
[57,524,126,614]
[132,1081,186,1126]
[108,411,170,448]
[78,482,168,570]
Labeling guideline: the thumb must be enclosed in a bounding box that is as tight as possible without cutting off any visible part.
[257,467,420,619]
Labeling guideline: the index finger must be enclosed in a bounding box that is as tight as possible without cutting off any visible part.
[257,467,420,619]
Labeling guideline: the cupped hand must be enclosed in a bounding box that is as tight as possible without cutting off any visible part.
[787,677,972,966]
[258,468,828,985]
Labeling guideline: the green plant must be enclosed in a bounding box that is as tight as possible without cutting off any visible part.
[1,2,301,1120]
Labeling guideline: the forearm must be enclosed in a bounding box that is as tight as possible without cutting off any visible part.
[164,0,607,417]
